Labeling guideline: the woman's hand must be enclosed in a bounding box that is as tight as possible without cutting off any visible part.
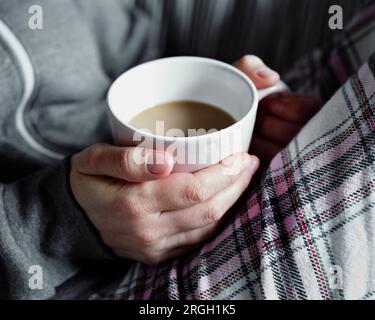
[69,54,318,266]
[253,92,321,164]
[70,144,259,265]
[234,55,321,164]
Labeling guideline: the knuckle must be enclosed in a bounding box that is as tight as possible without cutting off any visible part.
[136,230,158,246]
[119,148,133,176]
[182,178,208,203]
[115,195,142,219]
[203,204,222,223]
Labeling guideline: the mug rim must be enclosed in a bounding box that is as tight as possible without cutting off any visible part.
[107,56,258,142]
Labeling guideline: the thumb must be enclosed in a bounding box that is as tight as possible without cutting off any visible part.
[74,143,174,182]
[234,55,280,89]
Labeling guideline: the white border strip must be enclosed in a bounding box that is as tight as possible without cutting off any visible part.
[0,19,64,160]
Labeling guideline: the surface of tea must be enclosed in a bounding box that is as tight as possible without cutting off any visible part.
[129,100,235,137]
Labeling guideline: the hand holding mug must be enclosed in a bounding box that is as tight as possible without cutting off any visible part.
[70,55,285,265]
[70,144,258,265]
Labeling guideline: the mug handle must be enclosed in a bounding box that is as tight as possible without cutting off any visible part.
[257,80,290,101]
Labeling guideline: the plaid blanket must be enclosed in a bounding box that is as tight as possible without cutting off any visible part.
[92,3,375,300]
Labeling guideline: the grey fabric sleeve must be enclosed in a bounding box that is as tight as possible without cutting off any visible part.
[0,158,115,299]
[0,0,155,300]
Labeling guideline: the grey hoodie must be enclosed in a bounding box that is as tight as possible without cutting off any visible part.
[0,0,366,299]
[0,0,160,299]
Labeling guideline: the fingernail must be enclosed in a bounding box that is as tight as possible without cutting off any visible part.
[146,151,169,174]
[241,155,259,174]
[255,67,278,79]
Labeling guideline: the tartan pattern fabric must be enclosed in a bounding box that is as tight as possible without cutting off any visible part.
[284,1,375,103]
[92,3,375,300]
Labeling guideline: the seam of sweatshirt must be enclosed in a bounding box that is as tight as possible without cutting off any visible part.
[0,19,64,161]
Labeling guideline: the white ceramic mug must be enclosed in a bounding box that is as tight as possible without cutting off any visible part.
[107,57,288,173]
